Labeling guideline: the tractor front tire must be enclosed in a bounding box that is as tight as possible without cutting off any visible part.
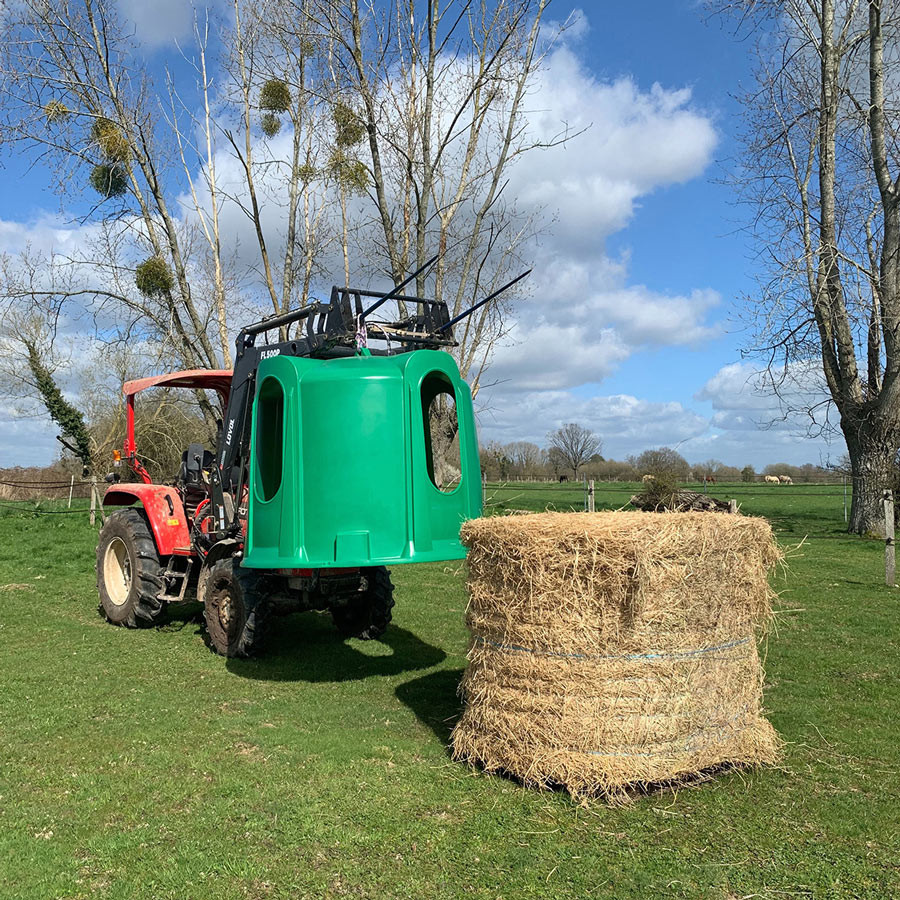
[202,559,270,658]
[96,508,167,627]
[331,567,395,640]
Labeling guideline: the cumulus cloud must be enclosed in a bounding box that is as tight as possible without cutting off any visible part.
[478,389,709,458]
[478,39,721,400]
[696,360,833,433]
[475,363,843,469]
[116,0,228,49]
[674,361,842,467]
[0,403,59,466]
[0,9,727,466]
[511,47,718,251]
[0,215,99,257]
[488,253,722,392]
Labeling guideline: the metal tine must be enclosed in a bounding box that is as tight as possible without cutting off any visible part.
[437,269,532,333]
[360,254,440,319]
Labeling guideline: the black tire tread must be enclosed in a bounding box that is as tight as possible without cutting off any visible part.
[235,565,270,656]
[202,558,270,658]
[331,566,395,640]
[96,508,167,628]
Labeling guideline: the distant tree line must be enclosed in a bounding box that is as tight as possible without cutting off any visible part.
[480,436,838,484]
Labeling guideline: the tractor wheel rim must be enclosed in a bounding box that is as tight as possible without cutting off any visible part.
[218,594,233,630]
[104,537,132,606]
[209,581,234,633]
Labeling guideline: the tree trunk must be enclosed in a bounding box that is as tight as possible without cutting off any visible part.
[845,423,897,535]
[428,400,460,489]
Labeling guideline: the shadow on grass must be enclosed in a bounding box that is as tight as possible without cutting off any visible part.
[394,667,464,748]
[158,601,203,631]
[226,611,446,682]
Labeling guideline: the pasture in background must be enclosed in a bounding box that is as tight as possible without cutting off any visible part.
[0,485,897,898]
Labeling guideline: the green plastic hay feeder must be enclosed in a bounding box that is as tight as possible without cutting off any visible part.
[242,349,481,569]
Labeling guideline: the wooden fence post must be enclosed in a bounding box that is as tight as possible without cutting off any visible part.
[89,476,97,526]
[728,499,738,515]
[588,479,595,513]
[67,474,74,509]
[885,490,895,587]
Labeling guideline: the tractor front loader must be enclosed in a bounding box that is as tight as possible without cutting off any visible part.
[95,267,524,657]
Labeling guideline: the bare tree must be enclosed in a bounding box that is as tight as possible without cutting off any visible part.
[0,0,229,432]
[506,440,545,478]
[0,0,338,433]
[1,0,567,473]
[312,0,567,394]
[547,423,601,479]
[715,0,900,533]
[629,447,690,482]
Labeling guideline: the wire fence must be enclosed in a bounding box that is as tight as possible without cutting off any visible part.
[0,472,857,530]
[482,481,849,499]
[481,477,856,531]
[0,500,91,516]
[0,476,104,521]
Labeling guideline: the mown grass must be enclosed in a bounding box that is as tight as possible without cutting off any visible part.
[0,486,898,899]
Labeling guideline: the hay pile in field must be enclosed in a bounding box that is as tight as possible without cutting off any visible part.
[451,510,782,802]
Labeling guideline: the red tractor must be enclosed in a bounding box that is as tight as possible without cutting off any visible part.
[94,267,520,657]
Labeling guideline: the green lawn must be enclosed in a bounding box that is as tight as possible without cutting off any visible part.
[0,486,897,899]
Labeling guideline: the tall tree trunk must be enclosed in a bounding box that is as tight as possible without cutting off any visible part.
[845,420,897,535]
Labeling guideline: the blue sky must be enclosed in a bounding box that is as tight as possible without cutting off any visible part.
[0,1,844,469]
[589,0,753,402]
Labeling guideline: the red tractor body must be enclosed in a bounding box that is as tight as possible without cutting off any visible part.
[104,370,233,557]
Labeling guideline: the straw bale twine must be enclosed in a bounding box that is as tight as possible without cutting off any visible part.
[451,510,782,801]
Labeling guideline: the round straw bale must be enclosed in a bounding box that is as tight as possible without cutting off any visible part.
[450,510,782,801]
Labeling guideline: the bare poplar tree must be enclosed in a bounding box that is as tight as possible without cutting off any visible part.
[0,0,336,433]
[506,440,545,478]
[547,423,601,479]
[311,0,565,393]
[0,0,229,431]
[717,0,900,533]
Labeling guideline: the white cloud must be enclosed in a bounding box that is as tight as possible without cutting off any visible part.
[0,10,728,468]
[478,390,710,459]
[675,361,843,467]
[488,262,722,393]
[0,403,59,467]
[474,369,845,469]
[0,215,98,257]
[116,0,226,49]
[511,50,718,251]
[475,358,844,469]
[479,42,721,397]
[696,360,833,433]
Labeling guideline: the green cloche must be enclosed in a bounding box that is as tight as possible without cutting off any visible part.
[242,348,481,569]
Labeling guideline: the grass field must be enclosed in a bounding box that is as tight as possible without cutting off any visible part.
[0,484,898,899]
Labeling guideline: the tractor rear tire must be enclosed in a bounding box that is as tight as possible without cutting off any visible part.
[202,558,270,658]
[96,508,167,627]
[331,567,395,640]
